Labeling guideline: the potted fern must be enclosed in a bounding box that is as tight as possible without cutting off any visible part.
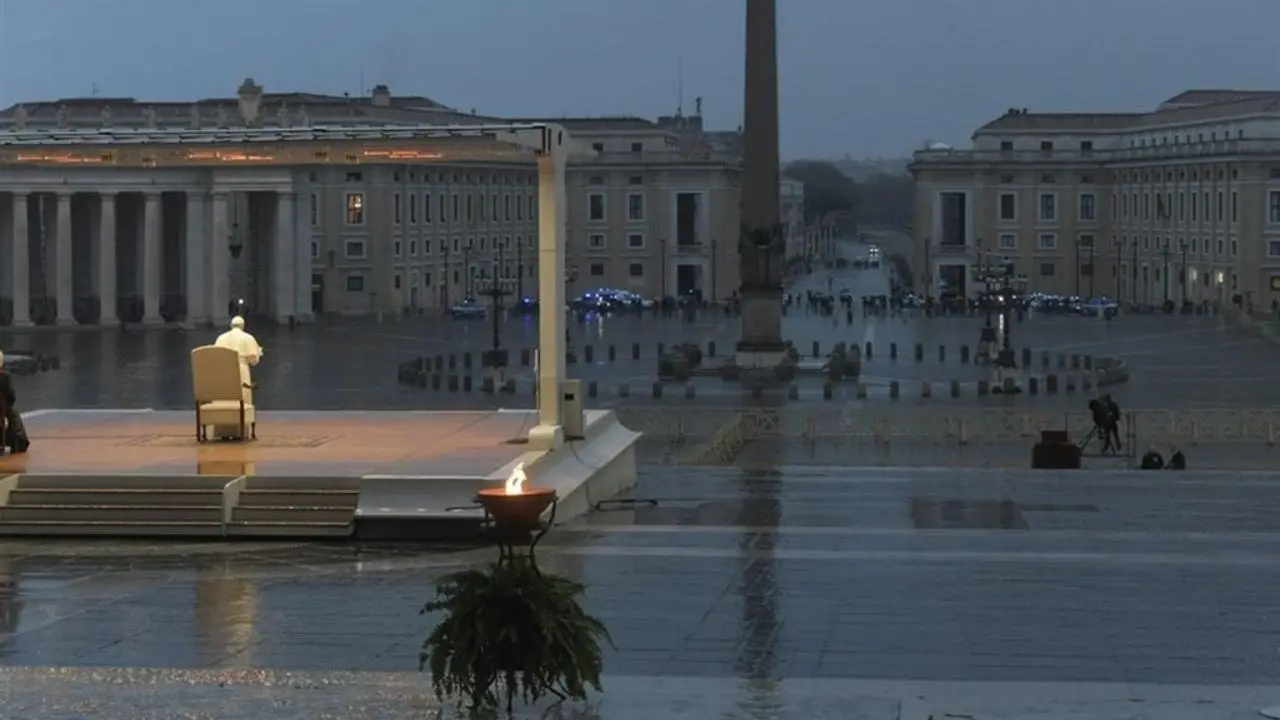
[420,557,613,716]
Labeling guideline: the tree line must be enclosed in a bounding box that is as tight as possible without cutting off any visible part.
[782,160,913,233]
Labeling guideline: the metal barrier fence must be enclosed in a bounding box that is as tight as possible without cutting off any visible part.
[614,406,1280,450]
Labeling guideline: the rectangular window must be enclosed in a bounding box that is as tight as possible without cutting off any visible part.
[393,240,402,258]
[1178,192,1185,222]
[344,239,366,259]
[1216,190,1224,222]
[1079,234,1095,249]
[492,194,499,219]
[345,193,365,225]
[465,194,473,222]
[409,240,418,256]
[589,262,605,276]
[1270,192,1280,224]
[628,233,645,249]
[997,233,1016,250]
[516,194,524,221]
[1037,233,1057,250]
[1231,191,1238,223]
[477,193,485,222]
[451,194,459,221]
[504,194,512,221]
[1039,262,1055,276]
[627,193,645,221]
[998,193,1016,221]
[588,233,605,249]
[394,192,402,224]
[309,240,319,259]
[1142,193,1150,220]
[588,193,606,221]
[1078,193,1096,221]
[424,192,432,222]
[346,275,364,292]
[1268,240,1280,258]
[1038,193,1056,222]
[310,192,319,226]
[409,193,418,223]
[628,262,644,277]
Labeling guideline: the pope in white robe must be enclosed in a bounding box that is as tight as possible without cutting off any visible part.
[214,316,263,405]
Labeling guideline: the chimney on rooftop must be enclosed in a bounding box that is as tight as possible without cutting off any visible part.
[371,84,392,107]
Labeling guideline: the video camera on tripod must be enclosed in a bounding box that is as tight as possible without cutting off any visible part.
[1082,394,1122,454]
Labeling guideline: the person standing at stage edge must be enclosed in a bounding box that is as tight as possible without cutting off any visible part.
[215,316,263,406]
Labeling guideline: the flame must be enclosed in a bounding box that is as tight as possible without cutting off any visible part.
[504,461,527,495]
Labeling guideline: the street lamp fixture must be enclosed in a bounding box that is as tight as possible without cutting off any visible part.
[480,245,511,374]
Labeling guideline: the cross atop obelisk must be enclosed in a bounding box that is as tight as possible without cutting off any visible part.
[735,0,787,371]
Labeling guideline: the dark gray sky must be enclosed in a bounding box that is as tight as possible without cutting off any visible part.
[3,0,1278,158]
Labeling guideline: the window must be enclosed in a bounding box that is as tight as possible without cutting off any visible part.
[516,195,524,221]
[1037,233,1057,250]
[1039,262,1055,276]
[589,262,604,276]
[630,142,642,153]
[1142,193,1150,220]
[997,233,1016,250]
[451,194,459,221]
[627,193,645,221]
[1079,193,1096,221]
[627,233,645,249]
[1000,141,1014,151]
[1041,174,1055,184]
[393,274,401,290]
[410,194,418,223]
[477,194,485,222]
[1216,191,1224,221]
[1040,141,1054,152]
[1178,192,1185,221]
[1079,234,1095,249]
[1231,191,1238,223]
[309,240,319,259]
[423,240,431,255]
[393,192,402,224]
[591,142,604,153]
[424,192,432,222]
[393,240,402,258]
[628,176,643,185]
[504,195,511,221]
[1270,192,1280,224]
[998,193,1016,221]
[465,194,473,222]
[409,240,418,256]
[1079,140,1094,152]
[310,192,319,225]
[344,240,366,259]
[345,172,363,183]
[345,193,365,225]
[588,193,606,221]
[628,262,644,277]
[1269,241,1280,258]
[1038,193,1057,222]
[588,233,605,249]
[346,275,365,292]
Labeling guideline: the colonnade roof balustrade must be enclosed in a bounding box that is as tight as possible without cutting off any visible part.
[0,123,594,168]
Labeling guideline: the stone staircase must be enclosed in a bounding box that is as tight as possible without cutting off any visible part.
[0,474,231,536]
[225,477,358,538]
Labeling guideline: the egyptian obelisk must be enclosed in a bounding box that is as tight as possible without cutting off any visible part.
[735,0,787,371]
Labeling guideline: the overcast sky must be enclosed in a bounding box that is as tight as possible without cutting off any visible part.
[2,0,1278,158]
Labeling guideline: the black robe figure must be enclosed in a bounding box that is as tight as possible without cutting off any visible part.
[0,370,30,454]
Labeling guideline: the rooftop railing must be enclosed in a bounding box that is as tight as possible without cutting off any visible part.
[912,139,1280,165]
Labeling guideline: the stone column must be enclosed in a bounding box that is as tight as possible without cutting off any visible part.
[735,0,786,368]
[55,191,73,324]
[184,191,208,325]
[142,192,162,323]
[528,152,569,450]
[98,192,118,323]
[273,191,296,322]
[210,192,230,324]
[9,193,30,326]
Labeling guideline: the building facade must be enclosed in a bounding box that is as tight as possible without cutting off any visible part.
[0,79,744,326]
[909,89,1280,308]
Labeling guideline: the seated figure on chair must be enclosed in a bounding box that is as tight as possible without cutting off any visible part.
[213,316,263,440]
[0,352,30,454]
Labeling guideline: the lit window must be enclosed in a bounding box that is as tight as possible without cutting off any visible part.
[345,193,365,225]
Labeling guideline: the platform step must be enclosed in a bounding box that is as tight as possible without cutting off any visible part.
[16,475,231,491]
[236,490,360,507]
[243,477,362,492]
[0,505,224,523]
[225,521,353,538]
[7,489,226,506]
[0,520,223,537]
[232,506,356,524]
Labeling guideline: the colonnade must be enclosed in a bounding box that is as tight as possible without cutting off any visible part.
[0,188,307,327]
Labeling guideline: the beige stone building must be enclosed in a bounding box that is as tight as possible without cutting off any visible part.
[909,89,1280,308]
[0,80,742,325]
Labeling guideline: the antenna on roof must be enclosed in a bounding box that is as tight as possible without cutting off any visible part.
[359,65,365,97]
[677,56,684,116]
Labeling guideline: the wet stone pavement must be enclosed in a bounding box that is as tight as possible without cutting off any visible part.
[2,466,1280,717]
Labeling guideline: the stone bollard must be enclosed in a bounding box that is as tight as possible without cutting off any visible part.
[587,381,598,398]
[915,343,924,362]
[823,382,834,400]
[921,380,932,398]
[448,354,457,370]
[1027,377,1038,395]
[462,375,473,392]
[431,373,442,391]
[463,352,473,369]
[977,380,990,396]
[684,383,696,399]
[939,345,946,363]
[619,382,631,398]
[788,383,799,400]
[951,379,961,398]
[865,341,873,359]
[608,345,617,362]
[632,343,641,360]
[890,342,898,360]
[520,348,531,366]
[652,382,663,399]
[707,341,716,358]
[888,381,900,399]
[1021,348,1032,368]
[1070,354,1080,370]
[481,376,495,393]
[448,374,460,391]
[812,341,821,358]
[1065,374,1076,392]
[855,383,868,399]
[960,345,970,364]
[584,345,594,363]
[1083,355,1094,370]
[1041,351,1050,369]
[1046,374,1058,394]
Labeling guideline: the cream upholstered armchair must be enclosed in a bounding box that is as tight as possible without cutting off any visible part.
[191,345,256,442]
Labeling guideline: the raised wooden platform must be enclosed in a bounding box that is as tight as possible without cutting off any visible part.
[0,408,640,539]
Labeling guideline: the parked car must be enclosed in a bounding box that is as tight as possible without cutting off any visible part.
[450,297,486,319]
[1078,298,1119,318]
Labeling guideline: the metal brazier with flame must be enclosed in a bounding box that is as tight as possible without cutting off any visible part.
[475,461,558,562]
